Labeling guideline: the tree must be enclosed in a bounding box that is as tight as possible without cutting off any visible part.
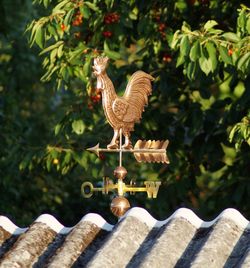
[1,0,250,225]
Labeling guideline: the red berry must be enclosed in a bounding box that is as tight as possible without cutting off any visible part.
[60,24,66,31]
[163,54,172,63]
[158,23,166,32]
[161,32,166,38]
[91,94,101,103]
[72,13,83,26]
[88,103,93,110]
[102,31,112,38]
[95,93,101,101]
[104,13,120,24]
[228,49,233,56]
[99,153,105,160]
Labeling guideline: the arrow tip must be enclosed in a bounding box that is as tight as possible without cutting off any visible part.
[87,143,100,157]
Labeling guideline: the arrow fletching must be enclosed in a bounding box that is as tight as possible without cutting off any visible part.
[134,140,169,164]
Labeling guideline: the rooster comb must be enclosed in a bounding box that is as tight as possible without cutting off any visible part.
[94,56,109,66]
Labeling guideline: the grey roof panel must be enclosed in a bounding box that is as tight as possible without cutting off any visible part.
[132,217,198,268]
[87,216,151,268]
[0,208,249,268]
[0,222,56,267]
[190,218,246,268]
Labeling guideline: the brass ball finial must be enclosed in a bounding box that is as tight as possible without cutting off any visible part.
[114,166,127,180]
[110,196,130,217]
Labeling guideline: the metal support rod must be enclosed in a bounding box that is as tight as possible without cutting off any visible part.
[119,129,123,167]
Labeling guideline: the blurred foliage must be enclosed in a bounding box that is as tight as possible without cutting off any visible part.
[0,0,250,226]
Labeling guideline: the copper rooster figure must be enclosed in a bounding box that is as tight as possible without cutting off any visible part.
[93,56,154,149]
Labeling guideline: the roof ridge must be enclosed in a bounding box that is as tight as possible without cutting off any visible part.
[1,208,249,235]
[121,207,250,229]
[80,213,113,231]
[0,213,114,235]
[35,213,113,233]
[0,216,28,235]
[35,214,72,234]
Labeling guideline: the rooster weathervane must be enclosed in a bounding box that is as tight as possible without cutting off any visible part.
[82,56,170,217]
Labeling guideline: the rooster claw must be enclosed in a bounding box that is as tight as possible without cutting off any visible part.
[122,143,133,150]
[107,143,119,149]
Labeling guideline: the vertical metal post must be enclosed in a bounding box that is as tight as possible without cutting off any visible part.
[119,129,122,167]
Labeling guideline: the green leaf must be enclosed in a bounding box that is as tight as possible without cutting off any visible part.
[104,42,120,60]
[105,0,115,9]
[64,8,74,26]
[85,1,98,11]
[72,119,85,135]
[189,40,201,61]
[46,158,52,171]
[171,30,181,49]
[64,152,71,164]
[48,24,57,37]
[219,46,232,65]
[181,22,191,32]
[29,21,39,46]
[83,57,91,76]
[35,26,44,49]
[205,42,217,72]
[129,11,137,20]
[44,0,49,8]
[237,10,246,29]
[204,20,218,31]
[53,0,70,12]
[207,29,223,35]
[229,124,239,142]
[39,41,64,55]
[222,32,240,42]
[237,52,250,71]
[180,35,190,56]
[199,56,212,76]
[186,61,197,80]
[50,149,58,159]
[54,124,62,136]
[50,48,58,63]
[41,65,60,81]
[57,44,64,58]
[176,54,185,67]
[80,5,90,19]
[73,152,87,168]
[246,18,250,34]
[232,48,240,65]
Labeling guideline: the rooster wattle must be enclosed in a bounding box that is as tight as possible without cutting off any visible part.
[93,56,154,149]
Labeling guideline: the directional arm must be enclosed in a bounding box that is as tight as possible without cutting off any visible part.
[87,140,170,164]
[81,177,161,199]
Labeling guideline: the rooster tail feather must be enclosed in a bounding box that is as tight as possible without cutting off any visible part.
[123,71,153,122]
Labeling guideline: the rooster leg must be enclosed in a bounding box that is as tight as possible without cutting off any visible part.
[122,131,133,149]
[107,129,119,149]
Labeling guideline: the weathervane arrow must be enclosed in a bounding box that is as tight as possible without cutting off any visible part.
[87,139,169,164]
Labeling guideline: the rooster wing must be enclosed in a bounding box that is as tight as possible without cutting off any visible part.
[112,71,154,123]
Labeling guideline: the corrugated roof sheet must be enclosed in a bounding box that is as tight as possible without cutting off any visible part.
[0,208,249,267]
